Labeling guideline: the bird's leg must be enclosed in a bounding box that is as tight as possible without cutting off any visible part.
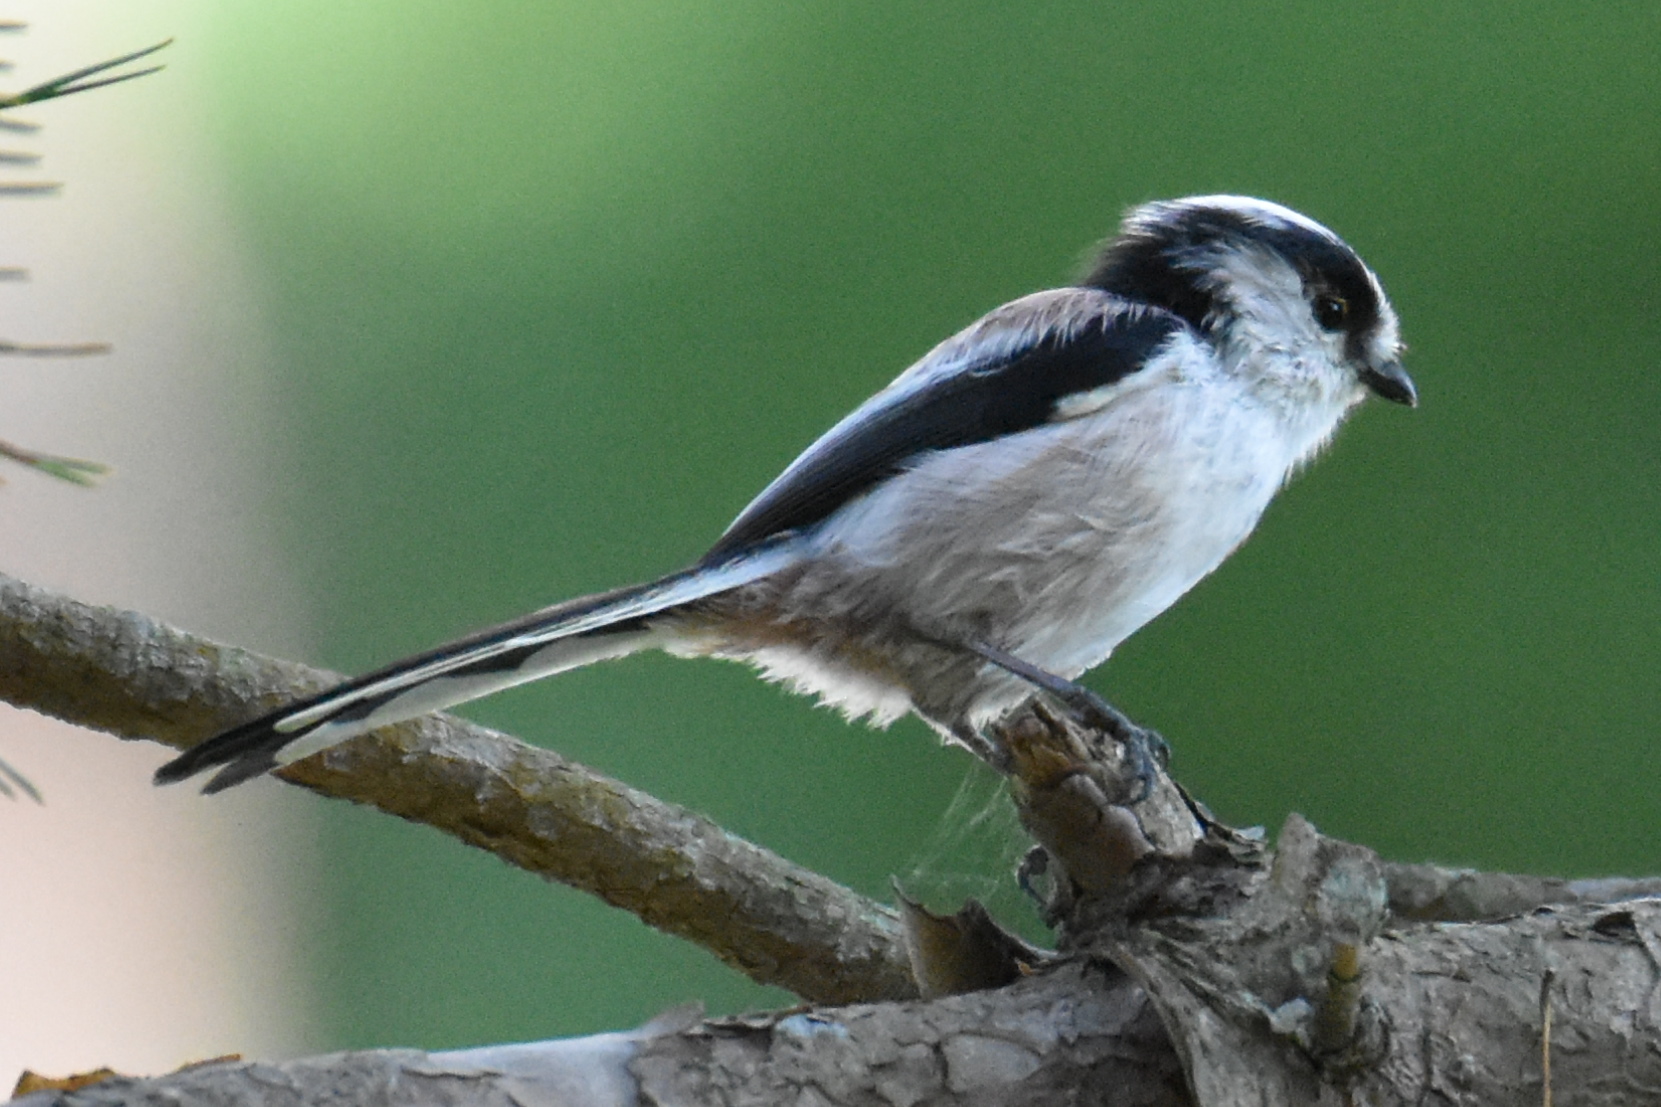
[966,639,1169,804]
[947,721,1014,774]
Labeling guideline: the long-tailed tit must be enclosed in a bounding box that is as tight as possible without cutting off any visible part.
[157,195,1415,793]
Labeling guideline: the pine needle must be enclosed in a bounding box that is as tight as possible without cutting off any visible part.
[0,39,171,111]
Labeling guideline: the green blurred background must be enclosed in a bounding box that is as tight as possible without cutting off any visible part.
[191,0,1657,1052]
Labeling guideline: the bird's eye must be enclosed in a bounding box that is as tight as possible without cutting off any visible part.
[1313,294,1349,331]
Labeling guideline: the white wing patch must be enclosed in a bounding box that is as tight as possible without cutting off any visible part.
[1048,332,1198,423]
[1050,384,1120,421]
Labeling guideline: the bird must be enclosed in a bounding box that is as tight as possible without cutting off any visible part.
[156,195,1415,794]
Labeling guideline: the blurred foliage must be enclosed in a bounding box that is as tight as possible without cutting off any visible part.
[192,1,1658,1051]
[0,38,171,803]
[0,38,168,486]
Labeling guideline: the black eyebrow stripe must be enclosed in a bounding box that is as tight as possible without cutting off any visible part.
[701,306,1183,562]
[1085,204,1382,344]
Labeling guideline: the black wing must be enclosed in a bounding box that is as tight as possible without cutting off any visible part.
[702,291,1185,562]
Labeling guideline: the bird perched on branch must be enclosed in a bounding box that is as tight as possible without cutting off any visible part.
[157,195,1414,794]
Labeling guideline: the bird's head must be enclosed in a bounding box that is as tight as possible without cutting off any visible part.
[1084,195,1416,409]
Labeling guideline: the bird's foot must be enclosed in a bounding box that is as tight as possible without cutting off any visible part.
[967,639,1168,804]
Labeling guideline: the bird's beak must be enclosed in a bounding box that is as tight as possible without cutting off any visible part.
[1360,359,1417,407]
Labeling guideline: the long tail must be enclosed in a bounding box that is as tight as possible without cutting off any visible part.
[155,541,799,793]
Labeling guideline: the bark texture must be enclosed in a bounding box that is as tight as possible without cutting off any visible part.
[7,570,1661,1106]
[13,969,1187,1107]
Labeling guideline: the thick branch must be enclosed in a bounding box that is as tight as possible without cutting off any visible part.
[18,883,1661,1107]
[1383,859,1661,922]
[0,571,913,1005]
[12,966,1188,1107]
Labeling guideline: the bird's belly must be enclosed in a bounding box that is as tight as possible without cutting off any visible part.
[808,388,1287,696]
[687,383,1300,733]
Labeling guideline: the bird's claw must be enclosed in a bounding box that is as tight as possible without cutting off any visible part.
[1036,679,1166,803]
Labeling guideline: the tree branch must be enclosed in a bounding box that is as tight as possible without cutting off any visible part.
[13,570,1661,1104]
[1383,859,1661,922]
[17,808,1661,1107]
[0,570,914,1005]
[12,966,1188,1107]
